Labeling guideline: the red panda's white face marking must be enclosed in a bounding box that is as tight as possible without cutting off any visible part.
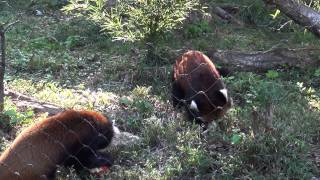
[219,88,228,103]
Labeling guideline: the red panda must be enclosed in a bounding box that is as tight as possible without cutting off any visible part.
[0,110,118,180]
[172,50,232,127]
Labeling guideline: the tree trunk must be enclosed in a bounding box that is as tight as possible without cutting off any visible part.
[264,0,320,37]
[0,29,5,112]
[0,21,18,114]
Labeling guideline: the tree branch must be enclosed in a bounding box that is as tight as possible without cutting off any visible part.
[3,20,19,32]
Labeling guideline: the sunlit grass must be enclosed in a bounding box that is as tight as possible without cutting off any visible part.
[6,78,115,109]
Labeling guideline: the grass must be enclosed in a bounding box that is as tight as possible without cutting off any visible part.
[0,1,320,179]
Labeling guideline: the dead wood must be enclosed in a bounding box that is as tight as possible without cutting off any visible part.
[4,89,63,115]
[211,6,244,26]
[219,5,240,15]
[207,47,320,72]
[263,0,320,38]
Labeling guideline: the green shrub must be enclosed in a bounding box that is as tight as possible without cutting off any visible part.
[63,0,200,64]
[184,20,211,38]
[64,35,84,49]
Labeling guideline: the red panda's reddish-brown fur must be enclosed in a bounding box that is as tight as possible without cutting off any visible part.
[0,110,115,180]
[172,50,232,127]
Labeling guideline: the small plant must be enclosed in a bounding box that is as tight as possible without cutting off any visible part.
[64,35,84,49]
[117,86,155,131]
[230,133,243,145]
[270,9,281,19]
[314,68,320,77]
[141,116,164,147]
[125,117,143,131]
[27,37,61,51]
[184,20,211,38]
[265,70,279,79]
[132,86,151,99]
[131,86,153,117]
[132,99,153,117]
[1,97,34,128]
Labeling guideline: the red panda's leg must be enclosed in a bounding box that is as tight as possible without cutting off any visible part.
[172,82,184,108]
[185,105,201,123]
[184,101,208,129]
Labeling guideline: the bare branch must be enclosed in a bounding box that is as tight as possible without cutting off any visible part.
[0,1,11,8]
[3,20,19,32]
[276,20,293,31]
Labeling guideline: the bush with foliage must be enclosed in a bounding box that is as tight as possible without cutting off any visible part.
[64,0,199,42]
[63,0,200,64]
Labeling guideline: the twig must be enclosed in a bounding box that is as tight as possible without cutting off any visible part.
[3,20,19,32]
[0,1,11,8]
[276,20,293,31]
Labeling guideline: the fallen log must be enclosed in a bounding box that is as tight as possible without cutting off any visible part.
[207,47,320,72]
[211,6,243,26]
[4,89,63,115]
[263,0,320,38]
[219,5,240,15]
